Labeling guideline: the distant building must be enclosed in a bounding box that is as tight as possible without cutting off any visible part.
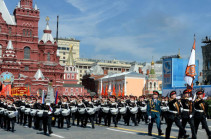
[75,59,143,84]
[98,72,145,97]
[201,36,211,84]
[57,38,80,65]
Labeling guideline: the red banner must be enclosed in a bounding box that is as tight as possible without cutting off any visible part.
[11,87,28,96]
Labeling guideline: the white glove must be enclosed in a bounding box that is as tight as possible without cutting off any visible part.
[190,115,193,119]
[176,96,181,100]
[203,97,207,100]
[148,116,151,119]
[48,111,52,115]
[188,97,192,101]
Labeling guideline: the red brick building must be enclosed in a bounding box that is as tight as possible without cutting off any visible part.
[0,0,67,95]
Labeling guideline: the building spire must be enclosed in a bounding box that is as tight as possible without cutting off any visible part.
[46,16,49,25]
[7,40,14,50]
[66,44,75,66]
[151,56,154,65]
[34,2,38,10]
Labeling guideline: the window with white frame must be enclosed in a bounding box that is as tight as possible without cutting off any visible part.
[71,88,73,93]
[67,74,70,79]
[65,88,68,92]
[71,74,74,79]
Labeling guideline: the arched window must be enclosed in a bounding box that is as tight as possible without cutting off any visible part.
[30,30,32,37]
[150,82,152,89]
[67,74,70,79]
[47,52,50,61]
[23,29,25,36]
[71,74,74,79]
[154,82,156,89]
[24,47,30,59]
[26,29,29,36]
[8,27,12,36]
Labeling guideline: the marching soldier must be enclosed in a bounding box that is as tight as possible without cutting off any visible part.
[77,96,86,127]
[92,96,100,124]
[127,96,138,126]
[69,96,77,126]
[194,89,211,139]
[137,96,147,124]
[43,103,53,135]
[6,98,16,132]
[84,96,95,129]
[19,96,26,125]
[99,96,108,125]
[61,96,71,128]
[165,91,189,139]
[107,95,118,127]
[147,91,164,136]
[179,90,196,139]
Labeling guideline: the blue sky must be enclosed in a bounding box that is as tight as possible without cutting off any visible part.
[6,0,211,71]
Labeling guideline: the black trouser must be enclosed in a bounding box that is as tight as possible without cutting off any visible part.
[161,111,165,121]
[17,109,21,123]
[107,113,117,127]
[98,111,105,125]
[78,113,85,127]
[0,114,4,128]
[179,117,196,139]
[3,115,7,128]
[125,111,130,126]
[37,116,43,131]
[165,116,186,139]
[20,111,24,125]
[84,113,94,128]
[6,117,15,131]
[103,113,109,126]
[63,115,70,128]
[136,111,141,123]
[129,113,137,126]
[28,115,32,128]
[34,116,39,129]
[71,112,76,125]
[117,113,122,124]
[195,116,211,138]
[94,111,99,124]
[23,113,28,126]
[43,114,52,134]
[58,115,63,128]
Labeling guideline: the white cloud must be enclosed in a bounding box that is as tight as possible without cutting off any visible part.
[82,34,166,61]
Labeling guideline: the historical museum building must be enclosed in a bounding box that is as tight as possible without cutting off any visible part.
[0,0,86,96]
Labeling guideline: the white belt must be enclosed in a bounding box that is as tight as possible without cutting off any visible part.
[168,110,177,114]
[195,109,204,113]
[183,109,189,112]
[44,110,48,112]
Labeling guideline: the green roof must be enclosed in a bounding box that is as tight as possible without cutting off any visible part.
[150,69,155,74]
